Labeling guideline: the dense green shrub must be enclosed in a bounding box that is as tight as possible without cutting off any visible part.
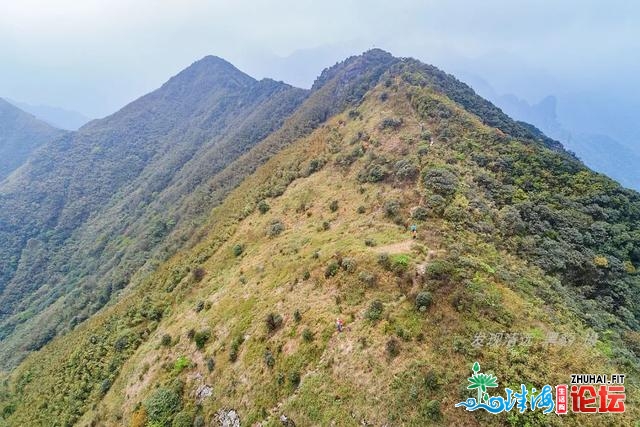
[365,300,384,322]
[161,334,172,347]
[206,357,215,372]
[423,167,458,196]
[394,159,419,181]
[341,257,357,273]
[232,244,244,257]
[426,260,455,281]
[195,300,205,312]
[258,200,271,214]
[293,309,302,322]
[424,194,447,217]
[379,117,403,130]
[267,219,284,237]
[358,158,389,183]
[378,252,391,269]
[302,328,314,342]
[265,313,283,332]
[263,350,275,368]
[144,387,182,426]
[384,199,401,217]
[324,261,340,278]
[289,371,301,388]
[193,330,210,350]
[416,291,433,311]
[411,206,429,220]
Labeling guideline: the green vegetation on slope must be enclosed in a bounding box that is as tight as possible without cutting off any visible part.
[0,98,64,180]
[1,62,637,426]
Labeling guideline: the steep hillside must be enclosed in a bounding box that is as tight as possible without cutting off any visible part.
[0,56,307,367]
[0,98,64,180]
[1,53,638,426]
[0,50,404,368]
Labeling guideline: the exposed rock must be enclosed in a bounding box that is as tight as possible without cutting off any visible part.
[215,409,240,427]
[280,414,296,426]
[195,384,213,403]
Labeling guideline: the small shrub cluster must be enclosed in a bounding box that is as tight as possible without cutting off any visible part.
[379,117,403,130]
[193,330,211,350]
[265,313,283,332]
[267,219,284,237]
[257,200,271,214]
[423,167,458,196]
[341,257,357,273]
[229,334,244,362]
[358,157,389,183]
[232,244,244,257]
[329,200,339,212]
[411,206,429,220]
[416,291,433,311]
[324,261,340,278]
[394,159,419,181]
[302,328,314,343]
[192,267,205,282]
[384,199,401,217]
[263,350,275,368]
[386,338,400,358]
[365,300,384,322]
[358,271,377,287]
[161,334,172,347]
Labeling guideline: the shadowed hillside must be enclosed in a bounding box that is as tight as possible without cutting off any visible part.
[0,98,64,180]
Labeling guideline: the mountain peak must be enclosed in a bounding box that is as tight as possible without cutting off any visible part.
[157,55,256,100]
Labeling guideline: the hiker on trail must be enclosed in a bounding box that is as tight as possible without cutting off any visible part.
[336,318,344,333]
[410,224,417,239]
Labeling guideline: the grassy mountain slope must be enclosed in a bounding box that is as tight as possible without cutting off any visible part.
[0,57,308,368]
[0,98,64,180]
[1,55,638,426]
[0,50,404,369]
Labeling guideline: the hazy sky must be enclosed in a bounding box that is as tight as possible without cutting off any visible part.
[1,0,638,127]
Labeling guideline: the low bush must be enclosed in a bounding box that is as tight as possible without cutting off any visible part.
[324,261,340,278]
[257,200,271,214]
[302,329,314,343]
[267,219,284,237]
[416,291,433,311]
[365,300,384,322]
[264,350,275,368]
[193,330,210,350]
[265,313,283,332]
[386,337,400,358]
[232,244,243,257]
[358,271,377,287]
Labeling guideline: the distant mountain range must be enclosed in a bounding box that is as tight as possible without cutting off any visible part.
[5,98,90,130]
[0,98,65,180]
